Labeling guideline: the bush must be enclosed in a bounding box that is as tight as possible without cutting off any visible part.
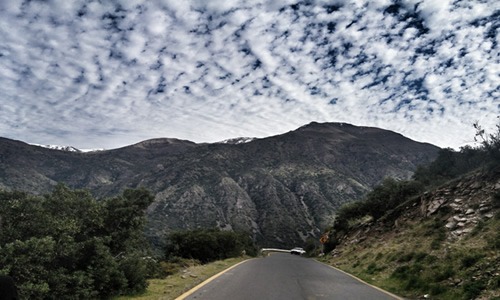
[474,120,500,166]
[431,266,455,282]
[365,262,385,274]
[119,255,149,294]
[333,179,424,232]
[391,265,411,280]
[404,274,428,290]
[460,253,484,269]
[463,279,487,299]
[486,230,500,250]
[413,120,500,185]
[165,229,256,263]
[396,252,415,263]
[0,185,154,298]
[493,191,500,209]
[429,284,448,296]
[414,252,428,263]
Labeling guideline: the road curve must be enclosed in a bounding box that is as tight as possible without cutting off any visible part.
[179,253,401,300]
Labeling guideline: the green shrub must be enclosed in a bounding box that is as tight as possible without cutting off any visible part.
[430,239,441,250]
[463,279,487,299]
[412,145,490,186]
[471,220,486,236]
[391,265,411,280]
[414,252,428,263]
[493,191,500,208]
[460,253,484,269]
[424,255,438,264]
[119,256,149,294]
[492,275,500,289]
[0,185,154,298]
[386,251,402,262]
[365,262,385,274]
[432,266,455,282]
[396,252,415,263]
[486,230,500,250]
[474,120,500,166]
[429,284,448,296]
[391,263,428,291]
[404,275,428,290]
[165,229,256,264]
[333,179,424,231]
[430,227,447,250]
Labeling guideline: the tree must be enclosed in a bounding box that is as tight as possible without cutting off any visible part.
[0,185,155,298]
[474,119,500,165]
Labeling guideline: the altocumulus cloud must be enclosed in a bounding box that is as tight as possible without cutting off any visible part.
[0,0,498,149]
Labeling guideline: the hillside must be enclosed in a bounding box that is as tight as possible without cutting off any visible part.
[322,170,500,299]
[0,122,439,248]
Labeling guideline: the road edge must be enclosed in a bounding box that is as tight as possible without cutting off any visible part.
[175,259,253,300]
[313,259,405,300]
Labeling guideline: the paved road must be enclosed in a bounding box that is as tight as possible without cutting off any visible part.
[183,253,400,300]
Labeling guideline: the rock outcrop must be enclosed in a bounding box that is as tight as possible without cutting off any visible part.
[420,172,499,239]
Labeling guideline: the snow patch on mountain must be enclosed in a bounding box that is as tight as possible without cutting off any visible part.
[217,137,257,144]
[31,144,104,153]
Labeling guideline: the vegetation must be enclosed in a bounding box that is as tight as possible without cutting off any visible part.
[321,119,500,299]
[0,185,258,298]
[333,179,423,227]
[474,119,500,163]
[412,146,486,186]
[0,184,155,299]
[165,229,257,264]
[320,215,500,300]
[115,256,248,300]
[412,119,500,187]
[330,120,500,236]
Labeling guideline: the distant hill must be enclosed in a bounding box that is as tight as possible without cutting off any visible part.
[0,122,439,248]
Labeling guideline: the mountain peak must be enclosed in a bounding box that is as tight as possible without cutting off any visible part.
[32,144,82,153]
[31,143,104,153]
[216,137,257,144]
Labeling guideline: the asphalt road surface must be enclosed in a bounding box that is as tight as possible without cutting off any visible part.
[182,253,400,300]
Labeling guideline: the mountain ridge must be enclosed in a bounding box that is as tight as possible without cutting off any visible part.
[0,122,440,248]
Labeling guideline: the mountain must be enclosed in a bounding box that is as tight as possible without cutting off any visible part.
[216,137,257,144]
[0,122,439,249]
[30,144,84,153]
[30,144,106,153]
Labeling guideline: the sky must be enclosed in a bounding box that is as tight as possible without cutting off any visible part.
[0,0,498,150]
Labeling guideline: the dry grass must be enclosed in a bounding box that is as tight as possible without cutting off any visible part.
[318,216,500,300]
[115,257,248,300]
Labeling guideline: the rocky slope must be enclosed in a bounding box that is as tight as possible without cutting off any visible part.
[325,170,500,299]
[0,122,439,248]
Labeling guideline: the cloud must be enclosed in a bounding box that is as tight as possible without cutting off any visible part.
[0,0,498,149]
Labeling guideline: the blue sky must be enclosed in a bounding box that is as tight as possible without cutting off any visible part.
[0,0,498,149]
